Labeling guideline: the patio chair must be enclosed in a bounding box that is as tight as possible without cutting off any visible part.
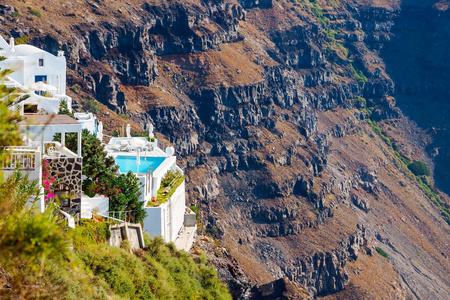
[47,146,61,157]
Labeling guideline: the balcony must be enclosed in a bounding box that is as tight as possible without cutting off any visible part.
[3,146,41,182]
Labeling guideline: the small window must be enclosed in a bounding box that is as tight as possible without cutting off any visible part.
[35,75,47,83]
[23,104,38,114]
[38,59,44,66]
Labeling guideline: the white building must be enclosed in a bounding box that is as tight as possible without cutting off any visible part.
[0,35,72,114]
[74,112,98,135]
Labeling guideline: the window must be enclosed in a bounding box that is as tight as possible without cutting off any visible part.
[23,104,38,114]
[38,59,44,66]
[35,75,47,83]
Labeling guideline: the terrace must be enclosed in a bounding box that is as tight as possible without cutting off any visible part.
[104,131,191,244]
[18,114,83,213]
[105,136,181,204]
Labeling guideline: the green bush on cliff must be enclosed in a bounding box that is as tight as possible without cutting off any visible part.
[408,161,431,177]
[72,228,231,300]
[376,247,388,258]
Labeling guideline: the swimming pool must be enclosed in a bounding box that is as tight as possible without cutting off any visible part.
[115,156,166,173]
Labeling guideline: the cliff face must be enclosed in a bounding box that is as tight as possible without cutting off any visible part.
[382,0,450,195]
[1,0,449,299]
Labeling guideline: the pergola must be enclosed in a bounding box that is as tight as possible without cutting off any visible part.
[18,114,82,157]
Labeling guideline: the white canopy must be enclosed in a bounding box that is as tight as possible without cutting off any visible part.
[97,121,103,142]
[9,37,15,54]
[129,138,146,147]
[26,81,57,91]
[126,124,131,138]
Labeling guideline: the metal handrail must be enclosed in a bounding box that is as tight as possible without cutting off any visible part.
[107,210,138,223]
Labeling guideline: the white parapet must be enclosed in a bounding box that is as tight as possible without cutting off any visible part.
[80,194,109,219]
[143,180,186,243]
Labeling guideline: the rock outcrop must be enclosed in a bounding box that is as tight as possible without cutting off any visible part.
[1,0,449,299]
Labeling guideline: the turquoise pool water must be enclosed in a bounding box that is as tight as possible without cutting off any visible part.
[115,156,165,173]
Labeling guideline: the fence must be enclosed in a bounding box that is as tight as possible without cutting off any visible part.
[106,210,139,223]
[3,147,39,170]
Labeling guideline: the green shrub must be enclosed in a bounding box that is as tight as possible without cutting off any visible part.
[73,237,232,300]
[58,100,74,118]
[72,219,111,248]
[376,247,388,258]
[28,6,42,17]
[84,98,100,113]
[350,63,368,84]
[118,113,129,120]
[14,35,28,45]
[55,129,118,179]
[120,240,131,252]
[161,170,177,187]
[157,171,185,204]
[86,171,145,222]
[71,84,81,94]
[408,161,431,176]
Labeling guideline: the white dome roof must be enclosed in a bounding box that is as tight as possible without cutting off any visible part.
[12,44,47,56]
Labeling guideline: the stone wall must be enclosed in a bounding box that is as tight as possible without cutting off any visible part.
[47,157,83,212]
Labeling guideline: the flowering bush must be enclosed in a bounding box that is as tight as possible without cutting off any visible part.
[42,159,57,203]
[82,171,145,222]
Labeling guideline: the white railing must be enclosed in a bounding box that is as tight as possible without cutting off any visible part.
[60,210,75,229]
[97,213,125,224]
[3,147,39,170]
[146,166,154,197]
[105,211,138,223]
[43,141,78,158]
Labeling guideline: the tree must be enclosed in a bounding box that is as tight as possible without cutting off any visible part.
[83,171,146,222]
[59,129,147,221]
[54,129,118,179]
[57,99,74,118]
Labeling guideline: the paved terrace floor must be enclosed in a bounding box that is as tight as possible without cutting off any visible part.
[173,225,197,252]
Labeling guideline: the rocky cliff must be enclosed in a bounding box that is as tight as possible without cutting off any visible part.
[1,0,449,299]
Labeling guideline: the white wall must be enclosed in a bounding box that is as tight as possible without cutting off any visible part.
[21,95,60,115]
[0,47,67,95]
[142,180,186,242]
[138,176,146,202]
[23,52,66,95]
[1,58,24,82]
[143,206,163,239]
[81,194,109,219]
[0,35,8,50]
[169,181,186,241]
[74,113,97,134]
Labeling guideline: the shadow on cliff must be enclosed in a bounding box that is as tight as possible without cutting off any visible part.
[381,0,450,195]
